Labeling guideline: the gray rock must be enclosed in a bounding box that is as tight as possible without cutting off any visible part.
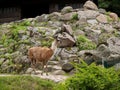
[83,0,98,10]
[62,63,74,72]
[49,12,61,21]
[84,28,100,43]
[102,24,115,33]
[48,21,63,28]
[78,50,97,64]
[26,68,34,74]
[87,19,98,25]
[109,12,119,21]
[114,22,120,29]
[114,63,120,70]
[35,14,49,22]
[0,48,7,54]
[62,24,73,36]
[1,60,9,70]
[0,58,5,65]
[52,70,66,75]
[57,32,75,47]
[74,29,85,37]
[78,10,99,19]
[96,14,108,24]
[98,8,106,14]
[47,65,62,72]
[107,54,120,67]
[76,16,87,25]
[97,44,111,58]
[61,6,73,14]
[61,12,77,21]
[107,37,120,54]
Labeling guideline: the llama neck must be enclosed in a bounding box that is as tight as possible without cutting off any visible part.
[51,40,57,51]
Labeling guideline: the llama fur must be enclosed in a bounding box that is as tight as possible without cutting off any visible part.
[28,40,58,75]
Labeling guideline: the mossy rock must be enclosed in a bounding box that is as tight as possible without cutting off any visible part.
[98,33,114,45]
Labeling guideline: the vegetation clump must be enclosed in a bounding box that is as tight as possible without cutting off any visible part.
[55,61,120,90]
[0,75,55,90]
[76,35,96,50]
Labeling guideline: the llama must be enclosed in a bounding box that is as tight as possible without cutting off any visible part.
[28,39,59,75]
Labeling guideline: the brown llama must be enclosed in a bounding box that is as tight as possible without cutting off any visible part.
[28,39,59,75]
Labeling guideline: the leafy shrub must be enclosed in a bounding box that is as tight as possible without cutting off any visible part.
[62,61,120,90]
[76,35,96,50]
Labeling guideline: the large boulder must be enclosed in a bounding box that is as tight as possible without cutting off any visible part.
[96,14,108,24]
[107,54,120,67]
[107,37,120,54]
[78,10,99,19]
[35,14,49,22]
[61,24,73,36]
[78,44,111,65]
[83,0,98,10]
[61,6,73,14]
[61,12,77,21]
[109,12,119,21]
[57,32,75,47]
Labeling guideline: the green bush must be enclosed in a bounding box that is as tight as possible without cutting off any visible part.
[72,13,78,20]
[62,61,120,90]
[76,35,96,50]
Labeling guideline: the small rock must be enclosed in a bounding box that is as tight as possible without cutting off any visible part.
[87,19,98,25]
[26,68,34,74]
[52,70,66,75]
[62,63,74,72]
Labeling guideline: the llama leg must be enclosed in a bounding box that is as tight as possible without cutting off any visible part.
[43,61,48,75]
[31,59,36,74]
[31,63,36,73]
[41,62,44,75]
[44,63,48,75]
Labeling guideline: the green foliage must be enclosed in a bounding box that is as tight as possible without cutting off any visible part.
[19,20,31,26]
[106,15,113,22]
[72,13,78,20]
[99,0,120,16]
[62,61,120,90]
[41,37,54,47]
[53,81,67,90]
[98,0,111,9]
[0,75,55,90]
[0,20,30,52]
[76,35,96,50]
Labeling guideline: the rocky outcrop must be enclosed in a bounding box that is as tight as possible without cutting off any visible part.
[54,24,76,47]
[0,0,120,74]
[83,0,98,10]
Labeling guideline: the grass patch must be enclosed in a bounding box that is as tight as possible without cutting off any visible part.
[76,35,96,50]
[0,75,55,90]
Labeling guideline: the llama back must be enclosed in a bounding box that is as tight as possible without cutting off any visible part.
[41,47,54,61]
